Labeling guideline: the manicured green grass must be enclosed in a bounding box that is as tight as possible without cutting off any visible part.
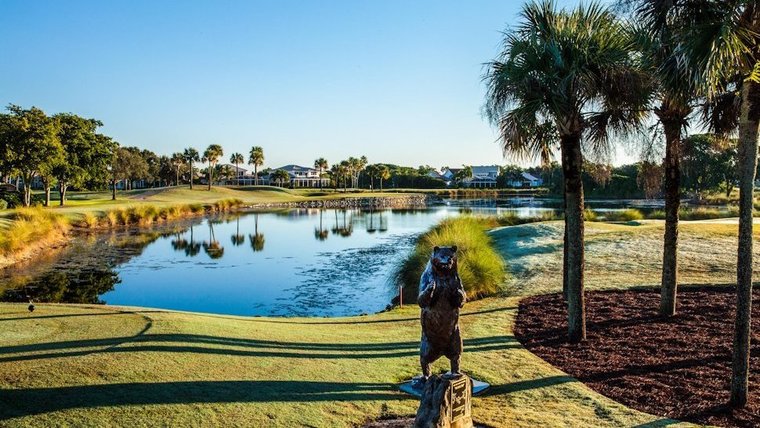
[0,297,680,427]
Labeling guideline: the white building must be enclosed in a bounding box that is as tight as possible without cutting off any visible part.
[508,172,544,188]
[272,165,329,188]
[463,165,500,188]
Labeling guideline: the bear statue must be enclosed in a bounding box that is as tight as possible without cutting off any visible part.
[416,245,467,384]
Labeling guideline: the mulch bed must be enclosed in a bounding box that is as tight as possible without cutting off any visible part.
[514,287,760,428]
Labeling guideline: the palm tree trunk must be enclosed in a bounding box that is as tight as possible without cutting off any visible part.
[561,131,586,343]
[176,169,180,187]
[731,79,760,408]
[563,192,568,301]
[189,162,194,189]
[208,162,212,191]
[660,119,681,317]
[254,165,258,186]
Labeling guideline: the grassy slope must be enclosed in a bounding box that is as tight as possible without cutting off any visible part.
[2,220,739,427]
[0,300,677,427]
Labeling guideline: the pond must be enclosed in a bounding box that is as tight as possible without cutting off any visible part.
[0,197,670,317]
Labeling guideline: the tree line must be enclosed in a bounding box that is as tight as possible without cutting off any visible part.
[483,0,759,407]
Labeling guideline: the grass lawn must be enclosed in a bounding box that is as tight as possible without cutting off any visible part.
[2,219,743,426]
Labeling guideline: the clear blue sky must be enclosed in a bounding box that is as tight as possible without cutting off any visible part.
[1,0,627,169]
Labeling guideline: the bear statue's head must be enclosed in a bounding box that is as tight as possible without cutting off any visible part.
[431,245,458,273]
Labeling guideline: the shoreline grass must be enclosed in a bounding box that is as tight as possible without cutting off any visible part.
[393,216,507,304]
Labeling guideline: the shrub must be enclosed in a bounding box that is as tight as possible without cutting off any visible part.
[393,216,506,304]
[602,209,644,222]
[584,209,598,222]
[0,200,7,210]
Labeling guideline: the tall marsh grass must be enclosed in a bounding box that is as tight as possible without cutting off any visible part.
[75,198,244,229]
[393,216,506,304]
[0,207,70,254]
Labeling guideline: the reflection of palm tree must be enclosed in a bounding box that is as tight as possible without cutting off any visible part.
[185,224,201,257]
[203,221,224,259]
[314,210,328,241]
[378,211,388,232]
[366,210,377,233]
[231,216,245,246]
[249,214,265,252]
[331,210,353,237]
[171,231,188,251]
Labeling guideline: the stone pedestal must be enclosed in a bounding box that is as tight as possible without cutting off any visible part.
[414,373,473,428]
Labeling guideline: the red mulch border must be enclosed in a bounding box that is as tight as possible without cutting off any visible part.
[514,287,760,428]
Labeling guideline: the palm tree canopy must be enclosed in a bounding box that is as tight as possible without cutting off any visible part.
[203,144,223,165]
[249,146,264,166]
[483,0,650,162]
[230,152,244,165]
[183,147,199,163]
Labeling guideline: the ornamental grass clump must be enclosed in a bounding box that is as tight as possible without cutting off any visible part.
[394,216,506,304]
[0,207,70,254]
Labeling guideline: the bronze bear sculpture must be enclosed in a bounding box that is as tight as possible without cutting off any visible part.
[416,245,467,383]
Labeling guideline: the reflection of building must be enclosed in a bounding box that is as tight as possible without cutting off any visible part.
[271,165,329,188]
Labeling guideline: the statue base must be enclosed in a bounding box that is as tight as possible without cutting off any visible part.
[399,373,489,398]
[412,373,474,428]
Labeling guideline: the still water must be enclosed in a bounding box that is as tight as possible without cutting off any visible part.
[0,197,657,317]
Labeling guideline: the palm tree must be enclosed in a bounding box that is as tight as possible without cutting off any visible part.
[183,148,200,190]
[230,152,244,186]
[483,0,648,342]
[629,8,699,317]
[203,144,223,190]
[249,146,264,185]
[170,152,184,186]
[271,169,290,187]
[314,210,329,241]
[339,160,350,192]
[379,165,390,191]
[658,0,760,408]
[455,166,473,186]
[365,164,379,190]
[314,158,328,189]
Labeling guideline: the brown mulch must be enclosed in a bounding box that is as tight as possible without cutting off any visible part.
[514,287,760,428]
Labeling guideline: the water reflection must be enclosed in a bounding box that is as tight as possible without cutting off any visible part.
[2,269,120,304]
[203,220,225,259]
[314,211,329,241]
[231,216,245,246]
[332,210,353,237]
[249,213,265,252]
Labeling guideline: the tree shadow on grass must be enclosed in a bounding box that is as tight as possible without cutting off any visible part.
[0,380,407,420]
[482,375,576,396]
[0,334,518,363]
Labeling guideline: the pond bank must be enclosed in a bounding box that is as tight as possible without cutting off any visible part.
[0,193,437,271]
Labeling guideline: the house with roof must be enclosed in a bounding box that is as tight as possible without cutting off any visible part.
[463,165,500,188]
[508,172,544,188]
[271,165,329,188]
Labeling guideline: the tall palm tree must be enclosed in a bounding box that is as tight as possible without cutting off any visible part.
[365,164,378,190]
[230,152,244,186]
[183,148,200,190]
[314,157,328,189]
[659,0,760,408]
[170,152,184,186]
[379,165,390,191]
[249,146,264,185]
[629,8,699,317]
[203,144,223,190]
[483,0,649,342]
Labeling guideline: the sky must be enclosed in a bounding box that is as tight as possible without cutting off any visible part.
[0,0,630,170]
